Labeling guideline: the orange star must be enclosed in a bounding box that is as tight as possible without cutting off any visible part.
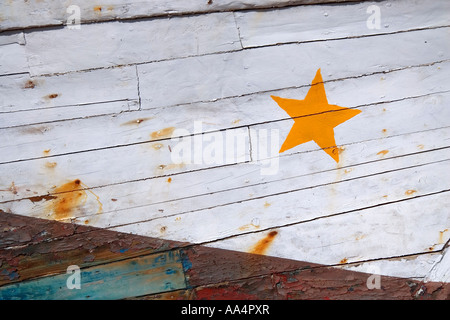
[271,69,361,162]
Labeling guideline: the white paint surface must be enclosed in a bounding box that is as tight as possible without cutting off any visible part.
[1,0,449,283]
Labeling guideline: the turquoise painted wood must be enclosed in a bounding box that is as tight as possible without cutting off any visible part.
[0,250,186,300]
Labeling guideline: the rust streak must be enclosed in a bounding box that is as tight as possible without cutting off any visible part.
[439,229,448,244]
[405,189,417,196]
[80,181,103,215]
[23,80,35,89]
[45,161,57,168]
[121,117,153,126]
[151,127,175,139]
[46,93,59,99]
[377,150,389,157]
[249,231,278,255]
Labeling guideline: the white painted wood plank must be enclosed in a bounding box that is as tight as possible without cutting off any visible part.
[25,12,241,75]
[0,100,139,129]
[4,127,449,230]
[235,0,450,48]
[0,0,366,31]
[1,61,447,164]
[0,67,138,113]
[138,27,450,109]
[0,43,27,75]
[0,128,251,203]
[205,192,450,265]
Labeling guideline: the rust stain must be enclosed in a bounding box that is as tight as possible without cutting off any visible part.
[344,168,352,174]
[405,189,417,196]
[239,223,261,231]
[121,117,153,126]
[160,226,167,233]
[45,161,57,169]
[43,149,51,156]
[232,119,241,125]
[86,188,103,215]
[150,127,175,139]
[20,126,49,135]
[152,143,164,150]
[339,258,348,264]
[417,144,425,150]
[249,231,278,255]
[157,163,185,171]
[263,202,271,208]
[382,129,387,134]
[0,182,18,195]
[46,93,59,99]
[94,6,102,12]
[78,180,103,215]
[377,150,389,157]
[111,198,117,202]
[23,80,35,89]
[9,182,18,195]
[27,195,57,203]
[439,229,448,244]
[167,177,172,183]
[355,234,366,241]
[47,179,87,221]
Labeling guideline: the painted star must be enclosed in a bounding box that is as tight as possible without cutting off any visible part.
[271,69,361,162]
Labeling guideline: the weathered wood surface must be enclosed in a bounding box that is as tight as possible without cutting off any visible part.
[0,0,368,32]
[0,0,449,300]
[1,213,448,299]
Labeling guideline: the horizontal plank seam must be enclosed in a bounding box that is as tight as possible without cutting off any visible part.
[0,98,138,116]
